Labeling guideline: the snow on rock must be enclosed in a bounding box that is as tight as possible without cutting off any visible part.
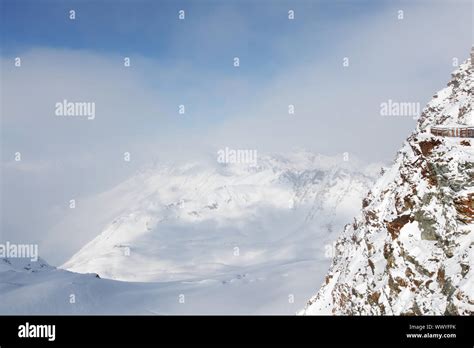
[302,58,474,315]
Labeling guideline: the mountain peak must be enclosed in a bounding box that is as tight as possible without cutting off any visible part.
[418,58,472,132]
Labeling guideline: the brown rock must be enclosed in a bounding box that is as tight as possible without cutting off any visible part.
[419,139,442,156]
[386,214,413,239]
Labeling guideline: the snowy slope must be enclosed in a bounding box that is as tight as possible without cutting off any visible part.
[62,152,378,283]
[302,59,474,315]
[0,256,333,314]
[0,152,381,314]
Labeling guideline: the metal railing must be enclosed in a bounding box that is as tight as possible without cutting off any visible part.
[430,126,474,138]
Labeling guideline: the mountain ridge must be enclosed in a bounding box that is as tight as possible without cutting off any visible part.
[62,151,380,283]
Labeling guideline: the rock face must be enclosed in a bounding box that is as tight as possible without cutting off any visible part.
[302,58,473,315]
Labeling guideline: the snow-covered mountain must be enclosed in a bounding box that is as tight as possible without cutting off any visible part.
[0,151,381,314]
[302,58,473,315]
[62,152,379,283]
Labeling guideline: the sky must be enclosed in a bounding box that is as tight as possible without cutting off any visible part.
[0,0,473,264]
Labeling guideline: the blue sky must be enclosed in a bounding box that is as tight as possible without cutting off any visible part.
[1,0,472,263]
[1,0,389,76]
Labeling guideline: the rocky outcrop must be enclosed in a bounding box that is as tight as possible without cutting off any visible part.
[302,56,473,315]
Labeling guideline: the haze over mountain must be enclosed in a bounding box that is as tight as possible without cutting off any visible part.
[62,152,378,283]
